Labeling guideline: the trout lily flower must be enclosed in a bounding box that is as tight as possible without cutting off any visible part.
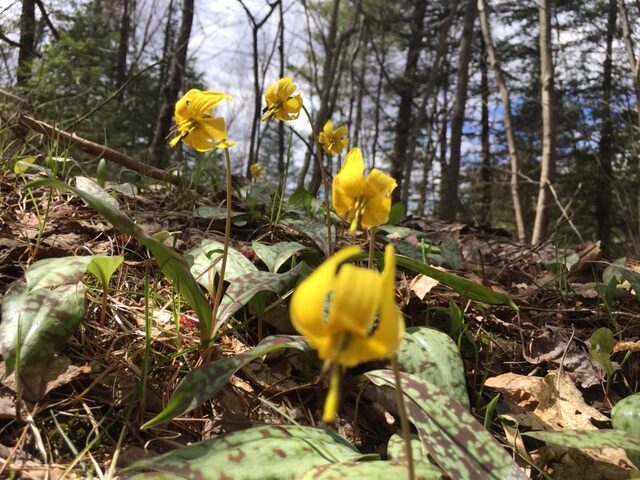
[261,77,302,122]
[290,244,404,422]
[169,89,235,151]
[319,120,349,156]
[249,162,264,179]
[332,147,397,232]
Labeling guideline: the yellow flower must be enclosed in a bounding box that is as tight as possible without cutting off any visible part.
[249,162,264,179]
[169,89,235,151]
[261,77,302,122]
[290,244,404,421]
[332,147,397,232]
[318,120,349,156]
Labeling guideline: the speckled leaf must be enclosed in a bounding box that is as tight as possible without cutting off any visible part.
[252,241,306,273]
[282,217,330,257]
[187,239,257,289]
[123,424,361,480]
[27,178,212,339]
[142,335,310,429]
[214,264,303,334]
[365,369,527,480]
[387,433,428,463]
[193,205,243,220]
[75,175,119,211]
[524,429,640,451]
[612,393,640,466]
[394,254,517,309]
[397,327,469,409]
[26,255,123,291]
[299,459,443,479]
[0,282,85,379]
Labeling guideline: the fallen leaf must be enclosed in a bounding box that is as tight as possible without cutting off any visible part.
[409,273,439,300]
[614,341,640,353]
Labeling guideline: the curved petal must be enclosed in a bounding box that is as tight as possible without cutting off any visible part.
[184,128,214,152]
[323,120,334,136]
[360,193,391,228]
[334,125,348,138]
[363,168,396,198]
[199,117,228,141]
[290,246,361,342]
[318,131,329,145]
[332,175,356,222]
[175,89,201,123]
[334,148,365,198]
[281,94,302,120]
[277,77,296,99]
[328,264,381,337]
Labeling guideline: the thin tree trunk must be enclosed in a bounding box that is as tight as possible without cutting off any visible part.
[480,32,491,225]
[115,0,131,89]
[477,0,526,241]
[596,0,617,254]
[531,0,556,244]
[390,0,427,205]
[439,0,476,221]
[16,0,36,85]
[277,0,285,176]
[148,0,194,164]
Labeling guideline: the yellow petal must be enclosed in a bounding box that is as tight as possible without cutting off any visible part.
[334,125,348,138]
[360,194,391,229]
[290,246,361,348]
[328,264,381,338]
[322,365,341,423]
[190,91,231,118]
[199,117,228,141]
[184,128,214,152]
[363,168,397,198]
[323,120,334,135]
[277,77,296,99]
[335,148,364,197]
[332,174,357,222]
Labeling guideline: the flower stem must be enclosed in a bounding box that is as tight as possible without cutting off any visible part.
[368,227,377,269]
[302,105,333,255]
[391,356,415,480]
[210,147,233,339]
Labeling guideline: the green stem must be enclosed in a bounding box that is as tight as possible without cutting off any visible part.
[302,105,333,255]
[210,147,233,339]
[368,227,377,269]
[391,356,415,480]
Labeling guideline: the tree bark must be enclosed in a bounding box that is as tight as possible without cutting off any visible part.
[277,0,285,176]
[115,0,131,89]
[390,0,427,204]
[596,0,617,254]
[477,0,526,241]
[439,0,476,221]
[531,0,556,244]
[17,0,36,85]
[480,31,491,225]
[148,0,194,164]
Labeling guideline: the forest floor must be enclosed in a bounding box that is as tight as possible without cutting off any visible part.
[1,159,640,479]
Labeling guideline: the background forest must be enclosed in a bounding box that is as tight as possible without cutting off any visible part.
[3,0,640,254]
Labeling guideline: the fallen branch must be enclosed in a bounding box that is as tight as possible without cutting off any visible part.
[17,114,183,188]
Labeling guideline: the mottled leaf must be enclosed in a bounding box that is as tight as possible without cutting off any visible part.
[193,205,242,220]
[397,327,469,409]
[394,254,517,309]
[387,433,428,463]
[524,429,640,451]
[365,369,526,480]
[187,239,257,289]
[612,393,640,467]
[299,459,443,479]
[123,425,361,480]
[0,282,85,381]
[142,335,310,429]
[76,175,119,211]
[214,264,303,334]
[252,241,306,273]
[25,255,123,292]
[26,178,212,339]
[282,217,330,257]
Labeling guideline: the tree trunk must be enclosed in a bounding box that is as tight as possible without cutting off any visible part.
[390,0,427,204]
[439,0,476,221]
[17,0,36,85]
[115,0,131,89]
[480,32,491,225]
[148,0,194,164]
[477,0,526,241]
[596,0,617,254]
[531,0,556,244]
[277,0,285,176]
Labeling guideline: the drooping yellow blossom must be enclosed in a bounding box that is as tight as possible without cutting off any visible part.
[290,244,405,422]
[332,147,397,232]
[318,120,349,156]
[169,89,235,151]
[261,77,303,122]
[249,162,264,179]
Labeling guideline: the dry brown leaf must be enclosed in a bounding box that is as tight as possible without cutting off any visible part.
[613,341,640,353]
[409,273,439,300]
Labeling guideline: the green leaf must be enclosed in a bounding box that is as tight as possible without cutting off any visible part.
[364,369,526,480]
[252,241,306,273]
[394,254,517,309]
[387,202,405,226]
[282,217,330,257]
[588,327,615,378]
[386,433,427,463]
[0,282,85,383]
[75,175,119,211]
[524,429,640,452]
[214,264,303,334]
[397,327,469,409]
[299,459,443,479]
[612,393,640,467]
[26,178,212,340]
[86,256,124,287]
[187,239,257,289]
[123,425,361,480]
[142,335,311,429]
[24,255,123,291]
[193,205,242,220]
